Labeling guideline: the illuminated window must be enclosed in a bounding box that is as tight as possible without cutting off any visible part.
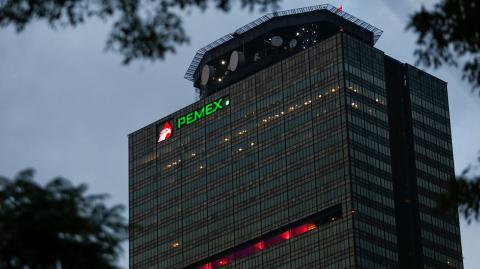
[191,211,337,269]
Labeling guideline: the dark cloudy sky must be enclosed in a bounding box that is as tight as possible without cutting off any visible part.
[1,0,479,267]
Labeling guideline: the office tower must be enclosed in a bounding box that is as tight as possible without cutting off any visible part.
[129,5,463,268]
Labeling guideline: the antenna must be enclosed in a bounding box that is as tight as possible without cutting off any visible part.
[271,36,284,47]
[228,51,245,72]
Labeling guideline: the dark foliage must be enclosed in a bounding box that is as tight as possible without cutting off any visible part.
[439,158,480,223]
[409,1,480,223]
[0,169,128,269]
[408,0,480,92]
[0,0,280,63]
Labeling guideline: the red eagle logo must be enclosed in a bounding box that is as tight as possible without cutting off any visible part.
[158,121,172,142]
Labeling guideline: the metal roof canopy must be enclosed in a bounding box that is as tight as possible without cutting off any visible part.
[184,4,383,82]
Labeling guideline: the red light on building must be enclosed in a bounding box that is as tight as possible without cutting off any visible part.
[198,263,212,269]
[266,231,290,247]
[217,258,230,266]
[213,256,233,268]
[336,5,343,13]
[157,121,172,142]
[291,224,309,237]
[195,218,323,268]
[255,241,265,251]
[280,231,291,240]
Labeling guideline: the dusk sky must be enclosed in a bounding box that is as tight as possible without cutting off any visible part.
[1,0,479,268]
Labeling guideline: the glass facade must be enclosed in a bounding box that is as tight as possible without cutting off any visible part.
[408,67,463,268]
[343,35,399,268]
[129,21,463,269]
[130,34,357,268]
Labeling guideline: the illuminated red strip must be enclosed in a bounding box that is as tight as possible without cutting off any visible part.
[198,263,212,269]
[196,223,316,269]
[254,241,264,251]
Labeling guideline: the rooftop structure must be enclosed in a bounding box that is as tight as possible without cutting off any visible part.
[184,4,383,98]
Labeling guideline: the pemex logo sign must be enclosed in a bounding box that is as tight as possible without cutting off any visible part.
[157,96,229,143]
[177,97,229,129]
[157,121,173,143]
